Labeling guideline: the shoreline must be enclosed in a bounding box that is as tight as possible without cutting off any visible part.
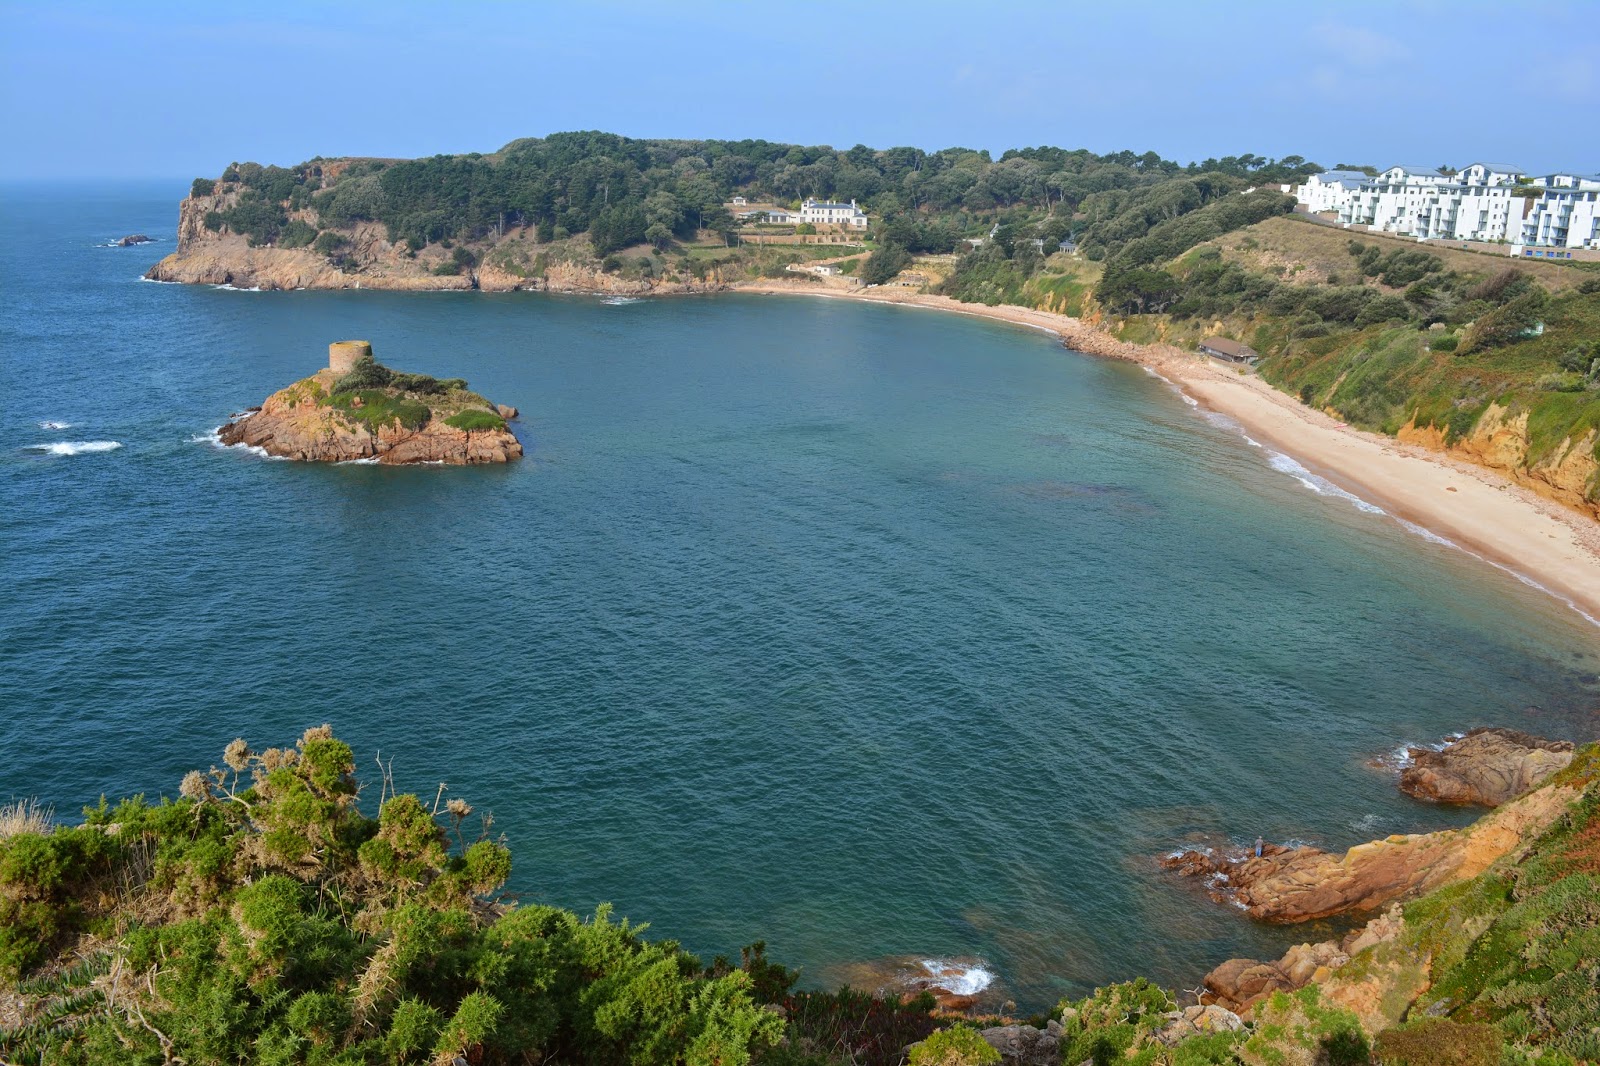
[732,280,1600,627]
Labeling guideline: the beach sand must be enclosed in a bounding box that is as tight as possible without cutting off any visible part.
[734,280,1600,626]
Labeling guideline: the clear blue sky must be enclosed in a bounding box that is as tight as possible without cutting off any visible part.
[2,0,1595,180]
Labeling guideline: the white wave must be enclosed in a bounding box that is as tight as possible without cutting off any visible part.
[918,959,994,996]
[137,275,180,284]
[191,426,287,460]
[211,283,264,292]
[1180,392,1199,407]
[336,457,381,465]
[601,295,642,305]
[37,420,72,430]
[1141,365,1173,384]
[1242,434,1262,448]
[1265,452,1387,515]
[27,440,122,456]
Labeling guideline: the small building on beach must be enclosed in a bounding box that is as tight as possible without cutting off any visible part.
[1199,337,1259,366]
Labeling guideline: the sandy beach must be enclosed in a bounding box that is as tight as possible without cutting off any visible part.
[735,280,1600,627]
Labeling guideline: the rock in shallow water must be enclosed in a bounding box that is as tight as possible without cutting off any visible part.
[1398,727,1573,806]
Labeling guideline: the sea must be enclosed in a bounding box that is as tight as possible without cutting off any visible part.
[2,181,1597,1009]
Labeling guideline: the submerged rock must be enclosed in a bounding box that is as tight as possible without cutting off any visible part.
[1398,728,1573,806]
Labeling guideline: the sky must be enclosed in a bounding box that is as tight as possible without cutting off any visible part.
[2,0,1596,180]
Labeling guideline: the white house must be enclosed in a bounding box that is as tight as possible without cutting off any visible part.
[799,198,869,228]
[1294,161,1599,249]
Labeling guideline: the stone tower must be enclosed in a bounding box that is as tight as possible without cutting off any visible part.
[328,340,372,375]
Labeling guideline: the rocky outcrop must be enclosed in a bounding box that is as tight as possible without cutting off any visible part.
[1154,1004,1245,1044]
[1160,779,1578,922]
[147,190,735,295]
[1398,728,1574,806]
[1399,406,1600,520]
[218,369,521,465]
[979,1021,1063,1065]
[116,234,153,246]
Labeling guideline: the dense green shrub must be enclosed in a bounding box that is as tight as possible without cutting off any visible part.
[908,1024,1000,1066]
[1458,289,1548,354]
[860,242,912,285]
[312,230,349,257]
[190,177,216,198]
[277,219,319,249]
[1055,979,1177,1064]
[1355,293,1414,327]
[0,728,786,1066]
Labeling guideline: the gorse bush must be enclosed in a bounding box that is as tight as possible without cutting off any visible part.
[0,727,786,1066]
[907,1024,999,1066]
[330,356,468,399]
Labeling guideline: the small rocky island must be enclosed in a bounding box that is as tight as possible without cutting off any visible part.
[218,341,522,464]
[115,233,154,246]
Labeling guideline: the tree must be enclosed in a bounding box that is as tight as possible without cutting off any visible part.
[860,243,912,285]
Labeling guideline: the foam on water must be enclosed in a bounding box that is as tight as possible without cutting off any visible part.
[1178,394,1600,628]
[190,426,287,461]
[601,296,642,306]
[211,283,264,292]
[918,959,995,996]
[27,441,122,456]
[1264,452,1387,515]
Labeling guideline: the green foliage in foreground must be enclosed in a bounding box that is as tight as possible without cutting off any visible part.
[0,728,786,1066]
[906,1024,998,1066]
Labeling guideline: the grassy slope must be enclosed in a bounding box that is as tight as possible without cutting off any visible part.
[1022,215,1600,499]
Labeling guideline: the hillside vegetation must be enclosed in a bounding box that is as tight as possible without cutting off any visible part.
[3,731,1598,1065]
[173,132,1600,503]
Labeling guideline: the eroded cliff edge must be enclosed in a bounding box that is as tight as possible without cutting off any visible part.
[146,185,730,294]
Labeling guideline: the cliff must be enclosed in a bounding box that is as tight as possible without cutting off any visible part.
[147,188,734,294]
[218,344,522,464]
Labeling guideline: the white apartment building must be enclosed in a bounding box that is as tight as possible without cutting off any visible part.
[1520,173,1600,249]
[1295,162,1600,249]
[1296,170,1369,213]
[799,198,869,228]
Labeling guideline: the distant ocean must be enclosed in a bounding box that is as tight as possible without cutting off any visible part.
[2,181,1596,1009]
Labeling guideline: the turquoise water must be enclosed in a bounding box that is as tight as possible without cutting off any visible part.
[2,182,1597,1008]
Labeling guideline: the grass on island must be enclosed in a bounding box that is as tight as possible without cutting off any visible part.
[287,355,506,435]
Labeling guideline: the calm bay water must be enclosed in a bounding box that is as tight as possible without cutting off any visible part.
[2,182,1597,1008]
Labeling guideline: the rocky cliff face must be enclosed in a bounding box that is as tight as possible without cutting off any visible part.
[148,191,733,295]
[218,370,522,465]
[1399,404,1600,520]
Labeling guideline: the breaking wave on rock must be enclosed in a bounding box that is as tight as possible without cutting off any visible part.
[27,441,122,456]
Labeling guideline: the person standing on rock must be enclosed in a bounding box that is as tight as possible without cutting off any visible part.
[1254,836,1264,858]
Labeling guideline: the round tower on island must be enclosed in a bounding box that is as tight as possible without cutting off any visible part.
[328,340,372,376]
